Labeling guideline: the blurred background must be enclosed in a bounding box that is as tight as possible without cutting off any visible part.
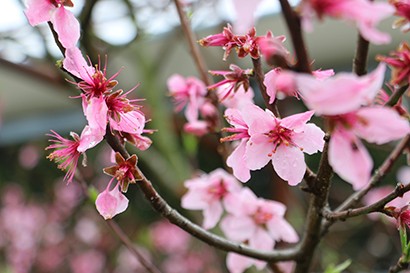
[0,0,409,272]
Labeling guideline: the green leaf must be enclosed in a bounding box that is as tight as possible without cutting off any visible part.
[182,133,198,157]
[324,259,352,273]
[88,186,99,203]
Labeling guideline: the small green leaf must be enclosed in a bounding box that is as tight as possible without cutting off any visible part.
[88,186,99,203]
[324,259,352,273]
[182,133,198,157]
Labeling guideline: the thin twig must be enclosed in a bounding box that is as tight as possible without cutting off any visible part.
[278,0,311,73]
[323,183,410,221]
[172,0,211,87]
[389,257,409,273]
[252,58,280,117]
[106,220,163,273]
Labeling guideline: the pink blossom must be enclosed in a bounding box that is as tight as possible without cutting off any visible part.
[181,169,242,229]
[46,127,102,183]
[69,250,105,273]
[199,24,265,60]
[264,68,334,103]
[295,63,386,115]
[183,120,209,136]
[390,0,410,32]
[244,105,325,185]
[257,32,289,64]
[221,106,253,182]
[150,220,190,254]
[64,47,119,98]
[208,64,253,101]
[221,188,298,273]
[300,0,394,44]
[232,0,262,34]
[377,42,410,86]
[24,0,80,48]
[95,179,129,220]
[167,74,207,122]
[328,107,410,189]
[218,85,255,109]
[398,166,410,184]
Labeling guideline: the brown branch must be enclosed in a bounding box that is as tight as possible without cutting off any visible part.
[278,0,311,73]
[294,134,333,273]
[352,34,370,76]
[172,0,211,87]
[252,58,280,117]
[323,183,410,221]
[106,220,163,273]
[389,257,410,273]
[386,84,409,107]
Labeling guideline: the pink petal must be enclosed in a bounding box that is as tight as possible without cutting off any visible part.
[250,227,274,250]
[245,134,272,171]
[85,97,108,131]
[329,129,372,190]
[296,64,386,115]
[280,110,314,131]
[181,186,208,210]
[95,186,129,220]
[267,218,299,243]
[183,120,208,136]
[64,47,95,81]
[264,69,297,103]
[52,7,80,48]
[242,104,275,135]
[232,0,262,34]
[24,0,54,26]
[110,111,146,135]
[202,201,223,229]
[292,123,325,155]
[272,145,306,186]
[226,253,253,273]
[354,106,410,144]
[227,140,251,182]
[220,215,255,242]
[77,125,104,153]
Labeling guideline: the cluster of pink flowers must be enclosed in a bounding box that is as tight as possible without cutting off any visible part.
[24,0,152,219]
[181,169,298,273]
[296,64,410,189]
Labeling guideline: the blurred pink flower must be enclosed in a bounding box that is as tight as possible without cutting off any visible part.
[150,220,190,254]
[181,169,242,229]
[300,0,394,44]
[19,144,40,170]
[328,107,410,190]
[208,64,253,101]
[167,74,207,122]
[69,250,105,273]
[221,188,298,273]
[295,63,386,115]
[264,68,334,103]
[232,0,262,34]
[218,85,254,109]
[24,0,80,48]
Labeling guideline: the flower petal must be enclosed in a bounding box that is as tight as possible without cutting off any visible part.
[354,106,410,144]
[272,145,305,186]
[24,0,54,26]
[329,129,372,190]
[52,7,80,48]
[292,123,325,154]
[227,140,251,182]
[245,134,272,171]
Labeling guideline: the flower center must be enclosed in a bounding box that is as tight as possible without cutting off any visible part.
[253,208,273,225]
[207,180,228,200]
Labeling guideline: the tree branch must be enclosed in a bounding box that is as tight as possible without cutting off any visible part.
[323,183,410,221]
[294,134,333,273]
[352,34,370,76]
[278,0,311,73]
